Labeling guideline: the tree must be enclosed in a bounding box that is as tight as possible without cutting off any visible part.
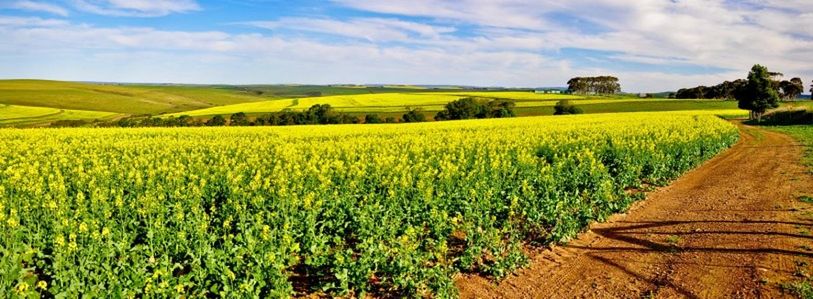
[402,108,426,123]
[205,115,227,126]
[229,112,249,126]
[434,97,484,120]
[777,78,804,100]
[567,76,621,94]
[364,114,383,124]
[175,115,193,127]
[553,100,583,115]
[487,100,516,118]
[306,104,336,124]
[735,64,780,121]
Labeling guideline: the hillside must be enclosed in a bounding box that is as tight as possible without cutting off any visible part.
[0,80,497,117]
[0,104,120,126]
[0,80,274,115]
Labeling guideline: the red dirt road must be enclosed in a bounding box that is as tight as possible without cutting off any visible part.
[457,124,813,298]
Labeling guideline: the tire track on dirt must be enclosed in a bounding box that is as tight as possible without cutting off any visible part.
[457,123,813,298]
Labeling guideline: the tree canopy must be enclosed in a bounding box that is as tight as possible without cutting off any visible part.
[735,64,780,121]
[434,97,516,121]
[553,100,584,115]
[566,76,621,94]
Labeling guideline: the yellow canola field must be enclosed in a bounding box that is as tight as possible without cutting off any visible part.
[169,92,585,116]
[0,111,739,297]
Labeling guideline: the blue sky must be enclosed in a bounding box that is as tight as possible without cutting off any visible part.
[0,0,811,92]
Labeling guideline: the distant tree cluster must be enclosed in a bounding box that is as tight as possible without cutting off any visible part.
[677,75,805,101]
[553,100,584,115]
[48,95,521,128]
[566,76,621,94]
[778,77,805,100]
[675,80,747,99]
[434,97,516,121]
[402,108,427,123]
[253,104,363,126]
[86,104,443,128]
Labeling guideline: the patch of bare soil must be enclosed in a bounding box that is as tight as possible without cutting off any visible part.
[457,124,813,298]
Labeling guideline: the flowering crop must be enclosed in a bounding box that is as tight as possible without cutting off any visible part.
[0,111,738,297]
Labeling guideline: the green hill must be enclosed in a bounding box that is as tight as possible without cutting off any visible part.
[0,80,273,115]
[0,104,120,126]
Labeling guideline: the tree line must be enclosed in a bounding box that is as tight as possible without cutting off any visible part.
[434,97,516,120]
[676,75,805,100]
[53,98,518,128]
[566,76,622,94]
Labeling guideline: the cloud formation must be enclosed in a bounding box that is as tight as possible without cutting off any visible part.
[3,1,69,16]
[0,0,811,92]
[71,0,200,17]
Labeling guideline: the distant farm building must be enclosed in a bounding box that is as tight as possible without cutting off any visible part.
[535,89,564,94]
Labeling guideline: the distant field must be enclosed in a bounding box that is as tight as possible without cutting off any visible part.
[170,91,741,118]
[0,80,275,114]
[0,80,788,123]
[0,104,119,126]
[0,80,500,116]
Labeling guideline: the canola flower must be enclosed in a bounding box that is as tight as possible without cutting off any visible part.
[0,111,739,297]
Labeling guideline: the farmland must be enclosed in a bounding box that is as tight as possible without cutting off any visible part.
[0,80,468,116]
[0,111,739,297]
[0,79,748,127]
[0,104,120,126]
[169,92,738,118]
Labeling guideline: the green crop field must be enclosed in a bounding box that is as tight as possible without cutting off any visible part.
[0,104,120,126]
[0,111,738,297]
[0,80,509,118]
[169,90,742,118]
[0,80,274,114]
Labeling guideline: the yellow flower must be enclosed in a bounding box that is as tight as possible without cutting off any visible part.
[37,280,47,290]
[261,225,270,241]
[6,217,18,228]
[15,282,29,294]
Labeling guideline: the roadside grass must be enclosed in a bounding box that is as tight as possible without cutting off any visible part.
[769,126,813,171]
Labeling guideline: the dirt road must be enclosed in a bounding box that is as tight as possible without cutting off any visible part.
[458,124,813,298]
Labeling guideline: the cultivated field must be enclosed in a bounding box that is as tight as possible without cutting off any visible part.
[169,92,738,117]
[0,104,120,126]
[0,80,453,116]
[0,111,739,297]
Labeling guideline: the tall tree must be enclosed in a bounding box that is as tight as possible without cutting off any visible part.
[779,77,804,100]
[735,64,780,121]
[566,76,621,94]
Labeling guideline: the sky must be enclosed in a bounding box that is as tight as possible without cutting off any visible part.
[0,0,811,92]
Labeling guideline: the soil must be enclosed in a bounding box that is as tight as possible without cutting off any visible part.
[457,123,813,298]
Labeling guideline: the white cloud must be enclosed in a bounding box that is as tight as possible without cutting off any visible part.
[332,0,813,89]
[2,0,813,92]
[71,0,200,17]
[2,1,69,16]
[245,17,455,42]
